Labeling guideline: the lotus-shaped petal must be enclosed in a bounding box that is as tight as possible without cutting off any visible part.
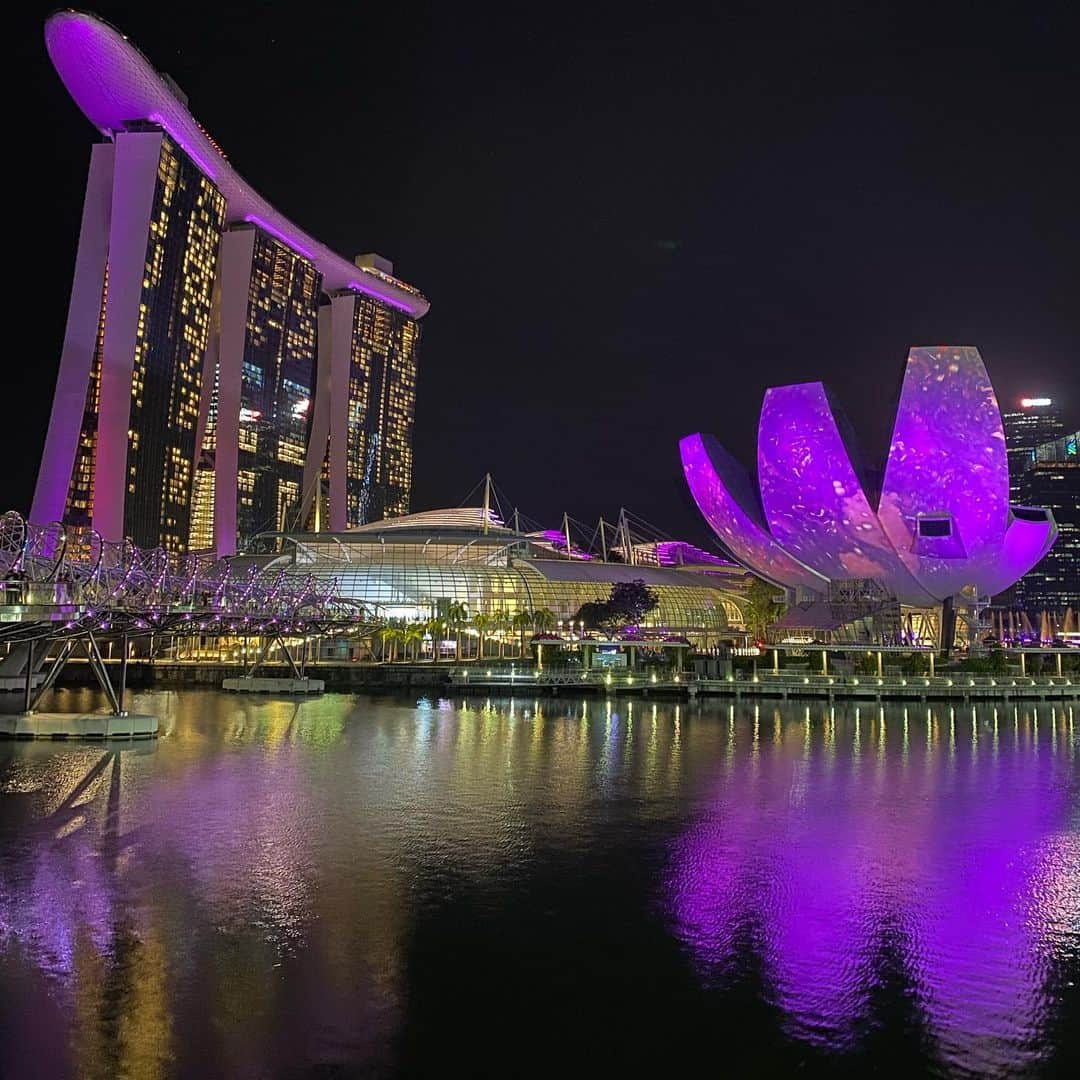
[681,347,1058,605]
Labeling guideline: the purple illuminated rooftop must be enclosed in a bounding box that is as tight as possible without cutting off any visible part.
[681,346,1058,605]
[44,10,429,317]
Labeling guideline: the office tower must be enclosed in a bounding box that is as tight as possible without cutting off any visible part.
[1015,432,1079,611]
[1001,397,1065,500]
[35,11,429,554]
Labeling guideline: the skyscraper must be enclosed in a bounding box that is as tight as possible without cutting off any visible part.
[302,263,421,533]
[1014,432,1079,612]
[38,127,226,552]
[1001,397,1065,501]
[34,11,429,555]
[190,225,323,551]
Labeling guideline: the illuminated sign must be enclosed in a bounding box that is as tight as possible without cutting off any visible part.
[593,650,627,669]
[1020,397,1052,407]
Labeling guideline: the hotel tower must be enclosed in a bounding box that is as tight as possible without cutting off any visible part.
[34,10,429,555]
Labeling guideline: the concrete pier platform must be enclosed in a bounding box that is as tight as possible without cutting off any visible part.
[0,712,159,739]
[222,676,325,695]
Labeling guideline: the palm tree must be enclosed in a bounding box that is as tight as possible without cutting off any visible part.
[493,611,510,658]
[423,617,443,661]
[473,613,493,660]
[379,625,401,663]
[512,611,534,658]
[403,624,423,662]
[445,601,469,662]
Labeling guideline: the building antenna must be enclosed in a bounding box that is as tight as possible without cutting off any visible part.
[597,517,608,562]
[482,472,492,535]
[562,512,573,560]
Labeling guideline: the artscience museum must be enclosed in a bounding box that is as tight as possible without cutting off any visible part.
[681,347,1059,639]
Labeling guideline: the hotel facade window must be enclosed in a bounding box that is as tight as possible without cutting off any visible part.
[346,296,421,525]
[48,127,225,552]
[123,131,226,551]
[240,230,320,537]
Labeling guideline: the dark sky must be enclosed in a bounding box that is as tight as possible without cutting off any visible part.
[10,1,1079,545]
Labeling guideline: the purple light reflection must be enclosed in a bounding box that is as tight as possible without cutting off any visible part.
[667,706,1076,1072]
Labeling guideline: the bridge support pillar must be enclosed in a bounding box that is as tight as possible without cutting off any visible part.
[23,639,34,714]
[117,632,129,715]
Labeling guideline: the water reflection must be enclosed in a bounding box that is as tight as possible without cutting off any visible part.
[668,704,1079,1075]
[0,692,1076,1077]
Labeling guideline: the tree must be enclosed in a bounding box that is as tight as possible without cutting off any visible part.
[743,576,786,641]
[532,608,556,632]
[493,611,511,658]
[403,624,423,662]
[512,611,534,656]
[606,579,659,626]
[423,617,444,661]
[575,580,659,634]
[445,601,469,661]
[473,613,493,660]
[379,625,402,662]
[575,600,611,633]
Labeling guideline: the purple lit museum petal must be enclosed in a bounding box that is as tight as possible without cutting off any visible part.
[679,434,827,591]
[978,511,1059,599]
[756,383,934,605]
[878,347,1017,600]
[43,11,428,317]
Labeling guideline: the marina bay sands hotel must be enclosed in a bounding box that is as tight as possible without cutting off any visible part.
[34,10,429,555]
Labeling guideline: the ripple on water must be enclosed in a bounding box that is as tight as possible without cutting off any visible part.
[0,692,1076,1077]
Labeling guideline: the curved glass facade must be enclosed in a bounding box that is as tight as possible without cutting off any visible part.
[270,527,745,642]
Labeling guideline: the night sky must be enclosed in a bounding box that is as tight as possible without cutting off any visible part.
[10,1,1078,545]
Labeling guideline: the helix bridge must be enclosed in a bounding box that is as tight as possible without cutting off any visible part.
[0,511,372,719]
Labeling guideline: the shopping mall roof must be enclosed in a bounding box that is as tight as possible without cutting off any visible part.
[522,559,728,590]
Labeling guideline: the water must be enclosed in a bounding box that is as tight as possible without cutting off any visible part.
[1,690,1077,1078]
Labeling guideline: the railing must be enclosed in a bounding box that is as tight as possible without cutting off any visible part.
[718,670,1075,692]
[446,667,1077,697]
[448,668,690,688]
[0,510,368,641]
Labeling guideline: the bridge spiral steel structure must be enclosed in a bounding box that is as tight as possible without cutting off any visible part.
[0,511,369,646]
